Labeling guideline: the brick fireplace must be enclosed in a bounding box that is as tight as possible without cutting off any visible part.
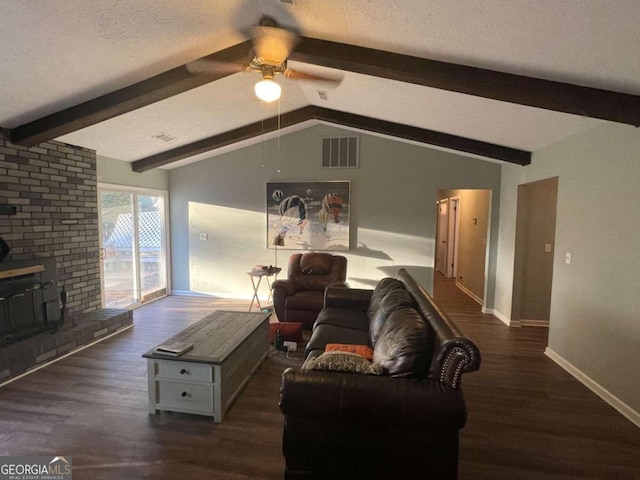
[0,138,131,382]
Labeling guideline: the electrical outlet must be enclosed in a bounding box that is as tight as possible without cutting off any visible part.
[283,341,297,352]
[565,252,571,264]
[545,243,552,253]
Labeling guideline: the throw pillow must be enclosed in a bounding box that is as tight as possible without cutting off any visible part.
[269,322,304,344]
[303,351,383,375]
[325,343,374,361]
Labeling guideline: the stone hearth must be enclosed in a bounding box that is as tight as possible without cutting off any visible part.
[0,308,133,383]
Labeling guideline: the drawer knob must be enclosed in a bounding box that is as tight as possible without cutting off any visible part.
[180,369,187,375]
[181,391,188,398]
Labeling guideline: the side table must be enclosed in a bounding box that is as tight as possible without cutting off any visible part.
[246,269,280,312]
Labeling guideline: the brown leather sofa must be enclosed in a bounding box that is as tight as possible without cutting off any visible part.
[272,253,348,330]
[279,268,481,480]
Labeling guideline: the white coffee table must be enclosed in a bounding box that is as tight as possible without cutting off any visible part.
[142,310,270,422]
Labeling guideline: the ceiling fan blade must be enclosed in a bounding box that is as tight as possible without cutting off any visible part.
[252,25,299,65]
[284,68,343,84]
[186,58,247,76]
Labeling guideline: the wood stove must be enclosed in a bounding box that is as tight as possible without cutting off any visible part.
[0,258,63,346]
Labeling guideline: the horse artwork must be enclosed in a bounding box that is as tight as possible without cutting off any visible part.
[267,181,350,251]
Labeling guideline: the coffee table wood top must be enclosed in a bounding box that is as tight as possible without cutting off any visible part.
[143,310,270,364]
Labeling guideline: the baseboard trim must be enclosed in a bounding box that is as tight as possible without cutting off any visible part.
[172,290,258,301]
[492,309,520,327]
[520,319,550,328]
[455,282,483,306]
[545,347,640,428]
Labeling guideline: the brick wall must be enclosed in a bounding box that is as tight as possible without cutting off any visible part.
[0,138,101,317]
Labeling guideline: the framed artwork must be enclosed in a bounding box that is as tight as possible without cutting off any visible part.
[267,181,350,251]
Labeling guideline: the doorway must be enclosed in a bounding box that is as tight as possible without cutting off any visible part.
[98,186,169,308]
[436,189,490,306]
[511,177,558,327]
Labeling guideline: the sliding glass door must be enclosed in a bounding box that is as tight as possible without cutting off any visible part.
[99,187,169,308]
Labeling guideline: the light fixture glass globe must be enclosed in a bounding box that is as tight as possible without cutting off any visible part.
[255,79,281,102]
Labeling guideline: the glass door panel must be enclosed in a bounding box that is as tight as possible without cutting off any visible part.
[100,191,137,308]
[138,194,167,302]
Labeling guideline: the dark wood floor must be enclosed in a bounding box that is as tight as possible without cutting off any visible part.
[0,277,638,479]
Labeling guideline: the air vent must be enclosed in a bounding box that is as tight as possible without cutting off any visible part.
[317,90,329,101]
[322,137,359,168]
[280,0,295,4]
[152,133,177,143]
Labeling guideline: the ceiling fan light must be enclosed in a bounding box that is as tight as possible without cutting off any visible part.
[255,79,281,102]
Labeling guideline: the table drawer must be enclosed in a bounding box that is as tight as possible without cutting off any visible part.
[156,380,214,415]
[156,360,213,382]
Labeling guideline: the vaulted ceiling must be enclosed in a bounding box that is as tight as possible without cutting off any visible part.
[2,1,640,171]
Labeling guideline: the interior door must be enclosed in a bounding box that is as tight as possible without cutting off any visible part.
[436,200,449,275]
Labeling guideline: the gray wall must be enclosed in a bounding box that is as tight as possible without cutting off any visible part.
[168,124,501,301]
[494,122,640,415]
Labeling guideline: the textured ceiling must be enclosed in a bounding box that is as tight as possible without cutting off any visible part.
[2,0,640,169]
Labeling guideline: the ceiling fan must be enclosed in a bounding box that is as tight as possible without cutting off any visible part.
[187,16,341,102]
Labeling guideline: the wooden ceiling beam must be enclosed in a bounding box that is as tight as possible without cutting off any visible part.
[131,106,530,172]
[292,37,640,126]
[131,107,313,172]
[8,36,640,155]
[8,41,253,147]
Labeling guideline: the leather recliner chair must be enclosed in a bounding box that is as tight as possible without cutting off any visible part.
[272,253,347,330]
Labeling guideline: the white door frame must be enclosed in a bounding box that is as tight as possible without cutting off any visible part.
[447,197,460,278]
[97,183,171,308]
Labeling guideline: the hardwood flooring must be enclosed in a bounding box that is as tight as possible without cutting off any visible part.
[0,279,638,479]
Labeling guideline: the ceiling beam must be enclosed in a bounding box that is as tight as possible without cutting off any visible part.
[131,106,530,172]
[131,107,314,172]
[8,41,253,147]
[292,37,640,126]
[8,35,640,150]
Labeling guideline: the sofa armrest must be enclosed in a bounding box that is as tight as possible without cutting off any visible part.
[323,287,372,311]
[431,338,481,389]
[280,368,466,429]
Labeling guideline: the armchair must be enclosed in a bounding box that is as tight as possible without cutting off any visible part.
[272,253,347,330]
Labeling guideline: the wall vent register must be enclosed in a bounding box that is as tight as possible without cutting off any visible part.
[322,137,359,168]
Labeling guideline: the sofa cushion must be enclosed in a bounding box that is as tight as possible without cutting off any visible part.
[367,278,404,319]
[373,307,433,378]
[325,343,374,361]
[369,288,416,347]
[303,351,383,375]
[305,324,371,354]
[314,307,370,331]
